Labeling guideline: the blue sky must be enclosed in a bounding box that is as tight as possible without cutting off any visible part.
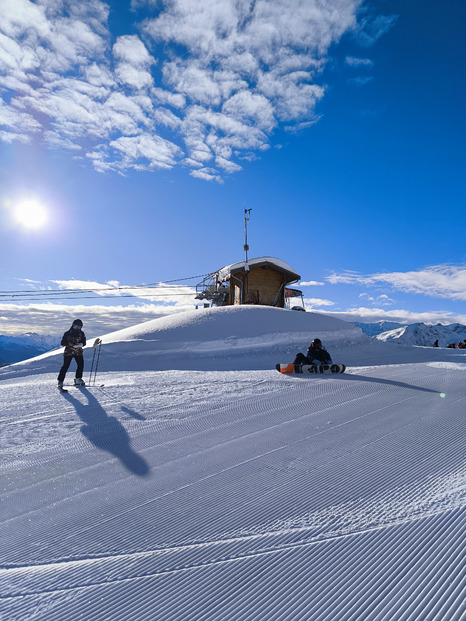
[0,0,465,336]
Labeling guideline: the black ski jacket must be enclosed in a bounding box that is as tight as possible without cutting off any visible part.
[61,328,86,356]
[306,343,332,363]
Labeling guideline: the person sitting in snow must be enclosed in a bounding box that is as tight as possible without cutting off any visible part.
[458,341,465,349]
[293,338,332,366]
[57,319,86,388]
[433,340,439,347]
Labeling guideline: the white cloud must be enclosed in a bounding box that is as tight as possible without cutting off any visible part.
[328,264,466,302]
[215,156,242,173]
[222,91,275,132]
[152,87,186,109]
[190,167,224,183]
[0,98,41,140]
[131,0,158,8]
[162,61,223,106]
[113,35,152,66]
[107,133,183,171]
[49,19,107,67]
[52,279,119,294]
[0,0,387,180]
[300,280,325,287]
[256,70,325,121]
[345,56,374,67]
[0,31,39,88]
[354,13,398,47]
[152,107,182,130]
[113,35,154,89]
[378,294,394,304]
[0,302,193,337]
[347,75,373,86]
[50,278,198,304]
[0,0,50,39]
[115,63,153,89]
[84,61,115,87]
[359,293,394,306]
[304,298,335,308]
[0,277,202,335]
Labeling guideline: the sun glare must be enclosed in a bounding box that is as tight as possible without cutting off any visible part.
[14,200,48,229]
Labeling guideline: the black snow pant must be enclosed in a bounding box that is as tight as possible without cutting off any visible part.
[293,352,331,365]
[293,352,312,365]
[58,354,84,383]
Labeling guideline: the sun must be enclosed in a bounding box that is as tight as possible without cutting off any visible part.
[14,200,48,229]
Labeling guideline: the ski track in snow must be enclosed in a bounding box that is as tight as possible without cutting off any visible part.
[1,310,465,621]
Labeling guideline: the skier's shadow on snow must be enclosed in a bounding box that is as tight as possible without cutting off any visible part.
[63,390,150,477]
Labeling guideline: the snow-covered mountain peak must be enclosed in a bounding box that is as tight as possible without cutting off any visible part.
[376,322,466,347]
[0,332,58,366]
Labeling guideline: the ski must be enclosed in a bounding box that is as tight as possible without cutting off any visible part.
[57,384,104,391]
[76,384,105,388]
[276,363,346,375]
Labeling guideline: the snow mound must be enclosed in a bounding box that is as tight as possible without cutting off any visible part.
[102,305,362,349]
[3,306,364,373]
[93,306,364,370]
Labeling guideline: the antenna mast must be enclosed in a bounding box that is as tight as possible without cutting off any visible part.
[244,208,252,270]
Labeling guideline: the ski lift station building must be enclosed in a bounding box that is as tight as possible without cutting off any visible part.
[196,256,303,308]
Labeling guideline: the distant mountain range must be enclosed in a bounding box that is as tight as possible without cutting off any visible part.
[353,321,403,337]
[355,322,466,348]
[0,333,58,366]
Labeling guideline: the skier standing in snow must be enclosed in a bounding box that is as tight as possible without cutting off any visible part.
[293,338,332,366]
[57,319,86,388]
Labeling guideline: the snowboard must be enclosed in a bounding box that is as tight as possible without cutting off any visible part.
[276,363,346,375]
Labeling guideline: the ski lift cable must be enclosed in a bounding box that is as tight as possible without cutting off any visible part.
[0,272,212,298]
[0,292,200,302]
[0,286,198,299]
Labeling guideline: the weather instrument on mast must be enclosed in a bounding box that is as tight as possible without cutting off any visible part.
[244,208,252,272]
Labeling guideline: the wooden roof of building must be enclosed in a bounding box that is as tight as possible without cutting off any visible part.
[216,256,300,283]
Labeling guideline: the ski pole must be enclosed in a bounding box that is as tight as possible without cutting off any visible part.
[89,347,97,384]
[89,338,102,385]
[92,339,102,386]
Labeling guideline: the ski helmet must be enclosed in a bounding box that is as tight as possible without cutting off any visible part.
[313,338,322,348]
[72,319,83,327]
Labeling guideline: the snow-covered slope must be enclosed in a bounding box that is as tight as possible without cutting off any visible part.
[1,307,465,620]
[377,322,466,347]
